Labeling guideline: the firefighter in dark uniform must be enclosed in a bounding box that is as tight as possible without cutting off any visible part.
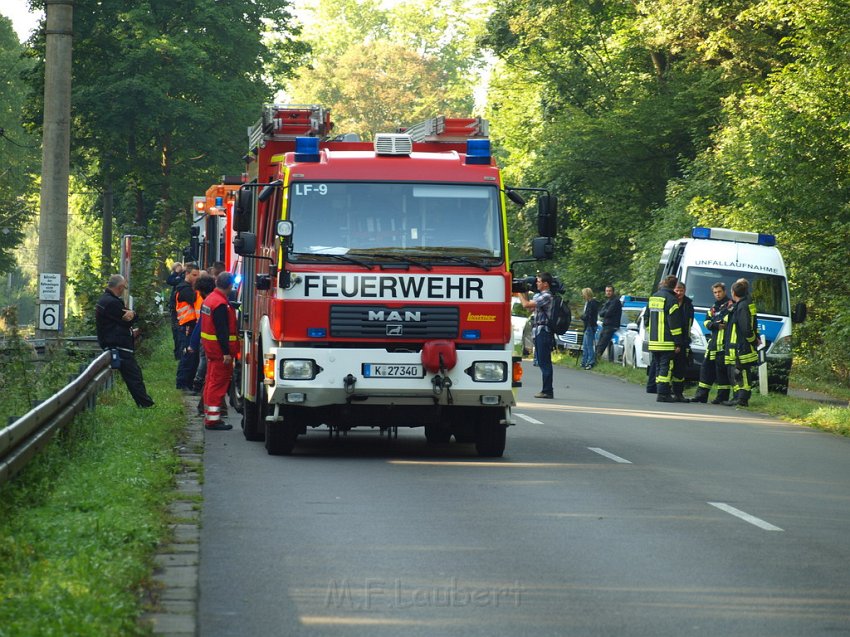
[723,279,760,407]
[691,282,733,403]
[174,263,201,390]
[648,275,685,403]
[672,281,695,402]
[95,274,155,408]
[200,272,239,430]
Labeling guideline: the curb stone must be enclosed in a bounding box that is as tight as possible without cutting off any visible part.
[141,395,205,636]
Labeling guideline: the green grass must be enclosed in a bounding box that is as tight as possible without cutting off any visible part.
[0,330,186,636]
[557,356,850,437]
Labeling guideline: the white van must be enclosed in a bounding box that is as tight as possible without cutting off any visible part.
[655,227,806,393]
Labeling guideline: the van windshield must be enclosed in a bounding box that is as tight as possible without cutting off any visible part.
[685,267,789,316]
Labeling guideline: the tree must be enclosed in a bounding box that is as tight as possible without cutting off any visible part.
[0,16,39,276]
[286,0,487,136]
[24,0,308,277]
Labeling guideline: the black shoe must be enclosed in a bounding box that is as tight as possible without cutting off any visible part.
[205,423,233,431]
[139,402,155,409]
[656,394,675,403]
[721,399,740,406]
[711,391,730,404]
[673,394,691,403]
[534,392,554,399]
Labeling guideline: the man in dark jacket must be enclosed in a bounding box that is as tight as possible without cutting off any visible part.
[723,279,760,407]
[691,282,732,403]
[647,275,684,403]
[672,281,695,402]
[595,286,622,362]
[95,274,155,408]
[166,262,184,360]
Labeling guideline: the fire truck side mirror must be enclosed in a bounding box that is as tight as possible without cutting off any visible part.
[234,189,254,232]
[505,189,526,206]
[537,194,558,237]
[234,232,256,256]
[531,237,554,260]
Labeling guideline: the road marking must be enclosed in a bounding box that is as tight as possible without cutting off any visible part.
[514,412,543,425]
[588,447,632,464]
[708,502,784,531]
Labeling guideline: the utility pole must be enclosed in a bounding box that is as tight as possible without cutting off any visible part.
[35,0,74,338]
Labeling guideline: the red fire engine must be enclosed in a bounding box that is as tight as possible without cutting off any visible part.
[232,105,557,456]
[188,178,243,273]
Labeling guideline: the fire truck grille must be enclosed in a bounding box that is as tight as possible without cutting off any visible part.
[330,305,459,339]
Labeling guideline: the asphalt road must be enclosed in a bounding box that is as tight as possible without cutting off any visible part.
[198,362,850,636]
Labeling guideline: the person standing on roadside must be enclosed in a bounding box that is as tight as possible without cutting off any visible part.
[672,281,695,402]
[175,263,202,391]
[647,275,684,403]
[166,262,184,360]
[691,282,733,403]
[723,279,759,407]
[516,273,556,399]
[188,274,217,415]
[96,274,155,408]
[595,286,622,363]
[200,272,240,430]
[579,288,599,370]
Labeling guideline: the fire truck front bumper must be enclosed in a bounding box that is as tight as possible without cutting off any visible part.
[265,347,516,408]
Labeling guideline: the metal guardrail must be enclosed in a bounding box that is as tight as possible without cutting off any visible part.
[0,350,114,486]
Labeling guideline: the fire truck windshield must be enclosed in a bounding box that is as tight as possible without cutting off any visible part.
[287,182,503,263]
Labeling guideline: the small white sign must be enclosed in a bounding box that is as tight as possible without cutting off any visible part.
[39,273,61,301]
[38,303,61,330]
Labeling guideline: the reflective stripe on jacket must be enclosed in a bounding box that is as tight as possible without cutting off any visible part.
[200,288,238,358]
[725,296,759,366]
[648,287,682,352]
[176,286,202,326]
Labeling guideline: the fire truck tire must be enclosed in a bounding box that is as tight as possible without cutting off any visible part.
[228,364,244,414]
[424,425,452,444]
[475,415,506,457]
[452,431,476,444]
[265,421,298,455]
[241,359,265,442]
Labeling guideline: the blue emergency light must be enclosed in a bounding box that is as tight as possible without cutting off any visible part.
[465,139,491,165]
[307,327,327,338]
[215,196,223,207]
[462,329,481,340]
[691,226,776,246]
[295,137,321,162]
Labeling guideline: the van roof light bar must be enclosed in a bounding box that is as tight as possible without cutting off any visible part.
[692,227,776,247]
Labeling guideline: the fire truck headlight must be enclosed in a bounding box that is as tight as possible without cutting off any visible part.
[468,361,507,382]
[281,359,318,380]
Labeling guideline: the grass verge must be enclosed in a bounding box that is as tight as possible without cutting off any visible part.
[555,354,850,437]
[0,329,186,636]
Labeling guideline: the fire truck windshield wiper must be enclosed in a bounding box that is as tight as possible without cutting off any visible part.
[310,253,372,269]
[423,254,492,270]
[354,252,433,271]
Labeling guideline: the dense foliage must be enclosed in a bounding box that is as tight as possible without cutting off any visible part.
[21,0,307,279]
[483,0,850,384]
[0,16,39,277]
[286,0,489,138]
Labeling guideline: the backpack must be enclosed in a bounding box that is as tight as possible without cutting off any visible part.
[549,293,572,336]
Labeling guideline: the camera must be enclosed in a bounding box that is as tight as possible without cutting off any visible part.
[511,274,565,295]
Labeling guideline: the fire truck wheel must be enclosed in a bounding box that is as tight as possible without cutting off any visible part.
[424,425,452,444]
[241,358,266,442]
[452,431,476,444]
[475,415,506,458]
[265,420,298,455]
